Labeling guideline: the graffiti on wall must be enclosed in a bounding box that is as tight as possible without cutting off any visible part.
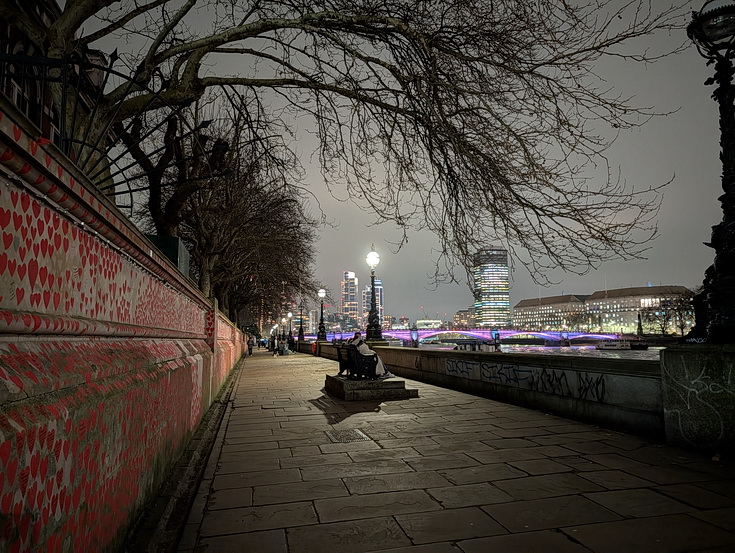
[445,358,607,403]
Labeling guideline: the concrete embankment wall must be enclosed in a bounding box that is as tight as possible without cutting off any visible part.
[318,343,662,437]
[0,102,243,552]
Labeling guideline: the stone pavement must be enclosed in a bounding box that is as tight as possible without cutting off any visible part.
[176,350,735,553]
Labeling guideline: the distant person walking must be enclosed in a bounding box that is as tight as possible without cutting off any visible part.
[247,336,255,356]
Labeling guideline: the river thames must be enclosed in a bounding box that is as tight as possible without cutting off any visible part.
[419,343,664,361]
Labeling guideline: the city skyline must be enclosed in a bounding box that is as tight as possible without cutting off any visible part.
[312,8,719,323]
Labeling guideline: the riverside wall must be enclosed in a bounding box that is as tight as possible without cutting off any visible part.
[318,343,662,437]
[0,101,243,552]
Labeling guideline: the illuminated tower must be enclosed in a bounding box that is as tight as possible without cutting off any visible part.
[362,278,384,327]
[473,248,510,327]
[341,271,360,326]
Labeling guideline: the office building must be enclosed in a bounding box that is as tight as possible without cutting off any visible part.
[512,285,693,334]
[472,248,511,328]
[513,294,589,330]
[340,271,360,328]
[453,307,476,329]
[361,278,384,327]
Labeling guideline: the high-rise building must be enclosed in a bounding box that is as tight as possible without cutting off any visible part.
[361,278,384,327]
[473,248,511,328]
[341,271,360,327]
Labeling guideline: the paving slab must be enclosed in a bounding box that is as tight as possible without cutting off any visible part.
[492,472,606,500]
[562,514,735,553]
[344,471,453,495]
[314,489,441,522]
[286,517,411,553]
[252,479,349,505]
[481,495,621,532]
[395,506,507,544]
[152,351,735,553]
[199,501,318,537]
[582,488,696,517]
[457,530,594,553]
[426,482,514,508]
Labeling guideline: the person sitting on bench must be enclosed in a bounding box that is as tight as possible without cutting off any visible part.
[347,332,394,378]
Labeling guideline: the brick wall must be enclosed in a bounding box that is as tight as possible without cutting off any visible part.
[0,103,244,552]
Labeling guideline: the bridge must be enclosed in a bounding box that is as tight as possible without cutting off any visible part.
[304,329,620,342]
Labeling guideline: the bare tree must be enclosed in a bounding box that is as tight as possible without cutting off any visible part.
[3,0,689,279]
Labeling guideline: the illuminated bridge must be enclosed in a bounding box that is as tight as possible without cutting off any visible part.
[303,329,620,342]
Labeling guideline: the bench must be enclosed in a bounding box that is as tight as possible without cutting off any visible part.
[335,344,378,379]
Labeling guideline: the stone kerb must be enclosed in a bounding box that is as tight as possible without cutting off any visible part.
[0,103,243,552]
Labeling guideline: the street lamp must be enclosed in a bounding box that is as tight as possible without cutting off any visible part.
[365,244,383,341]
[317,288,327,340]
[298,301,305,341]
[281,317,287,341]
[287,311,293,338]
[688,0,735,343]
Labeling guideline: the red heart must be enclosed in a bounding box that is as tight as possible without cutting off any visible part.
[6,458,18,485]
[15,287,24,304]
[12,124,21,142]
[0,208,9,229]
[28,259,38,289]
[0,440,10,466]
[20,193,29,213]
[2,232,11,249]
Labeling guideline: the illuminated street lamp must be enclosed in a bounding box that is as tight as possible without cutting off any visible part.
[281,317,287,341]
[365,244,383,341]
[317,288,327,340]
[688,0,735,343]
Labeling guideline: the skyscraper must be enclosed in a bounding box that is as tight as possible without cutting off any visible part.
[341,271,360,327]
[362,278,384,327]
[473,248,510,328]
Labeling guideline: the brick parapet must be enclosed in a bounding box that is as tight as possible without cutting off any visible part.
[0,101,244,552]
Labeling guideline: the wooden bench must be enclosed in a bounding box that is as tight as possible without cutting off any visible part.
[335,344,378,379]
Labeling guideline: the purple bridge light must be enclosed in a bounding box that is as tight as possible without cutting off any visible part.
[302,329,620,342]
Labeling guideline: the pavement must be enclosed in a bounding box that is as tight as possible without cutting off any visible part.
[174,349,735,553]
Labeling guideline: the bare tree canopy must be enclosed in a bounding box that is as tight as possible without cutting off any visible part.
[3,0,689,281]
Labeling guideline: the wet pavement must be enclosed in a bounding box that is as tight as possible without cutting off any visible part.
[175,349,735,553]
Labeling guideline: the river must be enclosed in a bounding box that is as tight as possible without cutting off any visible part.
[418,343,664,361]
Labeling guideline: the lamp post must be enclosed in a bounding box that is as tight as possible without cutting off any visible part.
[287,311,293,338]
[298,302,305,341]
[366,244,383,341]
[688,0,735,343]
[317,288,327,340]
[281,317,287,341]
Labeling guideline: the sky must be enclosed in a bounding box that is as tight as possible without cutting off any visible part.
[308,4,721,323]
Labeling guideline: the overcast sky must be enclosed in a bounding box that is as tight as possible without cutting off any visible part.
[307,4,720,322]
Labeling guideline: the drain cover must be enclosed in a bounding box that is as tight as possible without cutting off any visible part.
[325,429,371,443]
